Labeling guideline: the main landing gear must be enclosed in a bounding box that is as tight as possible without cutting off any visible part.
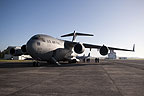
[33,57,61,67]
[33,61,40,67]
[68,59,77,63]
[51,57,61,66]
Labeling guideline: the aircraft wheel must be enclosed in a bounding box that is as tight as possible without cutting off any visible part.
[36,62,40,67]
[47,61,50,64]
[33,62,36,67]
[69,59,77,63]
[33,62,40,67]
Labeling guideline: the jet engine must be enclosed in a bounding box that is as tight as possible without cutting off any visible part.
[99,45,109,56]
[21,45,27,53]
[74,43,85,54]
[10,47,23,56]
[21,44,29,55]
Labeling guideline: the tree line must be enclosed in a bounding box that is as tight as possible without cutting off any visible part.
[0,49,9,58]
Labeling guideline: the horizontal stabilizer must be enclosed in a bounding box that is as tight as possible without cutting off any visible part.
[61,33,74,37]
[61,33,94,37]
[61,31,94,42]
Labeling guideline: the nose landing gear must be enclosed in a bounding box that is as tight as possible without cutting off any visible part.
[33,61,40,67]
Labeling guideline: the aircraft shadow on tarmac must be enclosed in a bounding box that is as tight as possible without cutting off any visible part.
[0,62,114,68]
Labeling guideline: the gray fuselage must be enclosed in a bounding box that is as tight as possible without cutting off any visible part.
[26,34,73,61]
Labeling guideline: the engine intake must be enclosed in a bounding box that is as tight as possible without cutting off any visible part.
[74,43,85,54]
[99,45,109,56]
[21,45,27,53]
[10,47,23,56]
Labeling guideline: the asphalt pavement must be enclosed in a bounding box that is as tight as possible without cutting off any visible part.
[0,60,144,96]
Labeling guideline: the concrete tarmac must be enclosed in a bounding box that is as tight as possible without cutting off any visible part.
[0,60,144,96]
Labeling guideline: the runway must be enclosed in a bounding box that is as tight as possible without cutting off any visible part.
[0,60,144,96]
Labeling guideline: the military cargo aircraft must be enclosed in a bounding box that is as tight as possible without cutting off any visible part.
[10,31,135,66]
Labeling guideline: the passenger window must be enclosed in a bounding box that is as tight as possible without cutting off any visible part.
[37,42,40,46]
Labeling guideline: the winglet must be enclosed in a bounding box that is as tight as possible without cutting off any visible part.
[133,44,135,52]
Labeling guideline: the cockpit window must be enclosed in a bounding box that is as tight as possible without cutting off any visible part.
[32,35,45,42]
[32,35,40,40]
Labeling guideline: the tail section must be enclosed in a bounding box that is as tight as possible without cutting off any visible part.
[87,53,90,57]
[61,30,94,42]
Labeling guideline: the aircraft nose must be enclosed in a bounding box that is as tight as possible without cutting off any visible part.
[26,39,37,55]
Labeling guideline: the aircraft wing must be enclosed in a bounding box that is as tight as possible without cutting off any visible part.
[62,31,134,52]
[83,43,135,52]
[64,40,135,52]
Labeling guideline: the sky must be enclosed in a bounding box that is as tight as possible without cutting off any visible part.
[0,0,144,58]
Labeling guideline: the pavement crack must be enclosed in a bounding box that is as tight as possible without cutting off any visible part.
[102,65,124,96]
[6,82,36,96]
[114,61,144,70]
[6,68,45,96]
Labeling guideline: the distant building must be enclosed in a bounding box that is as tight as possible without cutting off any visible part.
[119,57,127,60]
[4,54,32,60]
[4,54,12,60]
[108,50,116,59]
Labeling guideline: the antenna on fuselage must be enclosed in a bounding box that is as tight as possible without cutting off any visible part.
[61,30,94,42]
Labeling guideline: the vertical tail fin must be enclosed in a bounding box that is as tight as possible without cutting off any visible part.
[87,53,90,57]
[61,30,94,42]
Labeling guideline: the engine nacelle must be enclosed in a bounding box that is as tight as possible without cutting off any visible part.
[74,43,85,54]
[21,45,27,53]
[99,45,109,56]
[10,47,23,56]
